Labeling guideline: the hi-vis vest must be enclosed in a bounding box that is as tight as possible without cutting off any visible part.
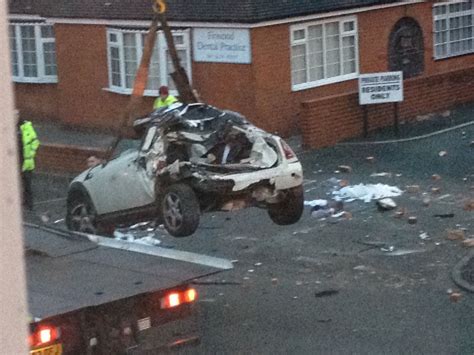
[153,95,178,109]
[20,121,40,172]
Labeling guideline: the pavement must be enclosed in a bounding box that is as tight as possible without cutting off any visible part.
[24,102,474,353]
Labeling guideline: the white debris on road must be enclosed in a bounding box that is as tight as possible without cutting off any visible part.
[332,183,403,203]
[304,199,328,207]
[114,229,162,246]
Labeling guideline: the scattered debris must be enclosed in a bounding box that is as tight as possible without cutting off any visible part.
[438,150,447,157]
[393,207,408,218]
[314,289,339,298]
[376,198,397,211]
[464,199,474,211]
[419,232,430,240]
[305,199,328,208]
[437,194,451,201]
[462,239,474,248]
[434,213,454,218]
[40,212,50,224]
[408,216,418,224]
[339,179,350,187]
[333,183,403,203]
[406,185,421,193]
[381,246,395,252]
[370,172,392,177]
[338,165,352,173]
[422,197,431,207]
[366,156,375,163]
[317,318,332,323]
[447,229,466,241]
[247,269,255,273]
[449,291,462,303]
[431,187,441,194]
[382,248,426,256]
[254,262,262,267]
[353,265,369,271]
[310,200,344,219]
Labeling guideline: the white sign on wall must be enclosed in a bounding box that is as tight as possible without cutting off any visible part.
[358,71,404,105]
[193,28,251,64]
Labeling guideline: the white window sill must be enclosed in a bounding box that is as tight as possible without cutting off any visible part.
[103,87,179,97]
[13,77,58,84]
[292,72,358,91]
[434,51,474,61]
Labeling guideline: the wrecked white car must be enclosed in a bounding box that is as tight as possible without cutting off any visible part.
[66,103,304,237]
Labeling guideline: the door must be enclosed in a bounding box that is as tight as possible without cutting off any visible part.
[85,128,158,214]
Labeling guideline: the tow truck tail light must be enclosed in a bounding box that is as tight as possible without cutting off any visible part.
[29,325,60,347]
[160,288,198,309]
[184,288,197,303]
[281,139,296,160]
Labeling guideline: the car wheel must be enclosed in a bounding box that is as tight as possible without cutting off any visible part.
[66,193,100,235]
[160,184,200,237]
[267,185,304,225]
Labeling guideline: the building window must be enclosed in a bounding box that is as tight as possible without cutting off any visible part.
[107,28,191,96]
[9,23,57,83]
[433,1,474,59]
[290,17,358,90]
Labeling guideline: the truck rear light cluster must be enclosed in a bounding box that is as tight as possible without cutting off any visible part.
[160,288,197,309]
[29,325,60,347]
[280,139,296,160]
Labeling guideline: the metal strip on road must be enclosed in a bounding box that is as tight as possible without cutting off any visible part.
[24,223,234,270]
[85,233,234,271]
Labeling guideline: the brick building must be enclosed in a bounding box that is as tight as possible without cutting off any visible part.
[7,0,474,148]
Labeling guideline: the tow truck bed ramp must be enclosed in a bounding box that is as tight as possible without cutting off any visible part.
[24,224,231,320]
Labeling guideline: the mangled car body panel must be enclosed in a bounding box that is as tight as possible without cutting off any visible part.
[67,103,304,237]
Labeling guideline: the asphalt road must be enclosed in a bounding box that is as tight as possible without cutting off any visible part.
[26,120,474,354]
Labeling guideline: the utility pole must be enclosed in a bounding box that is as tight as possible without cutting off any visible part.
[0,0,29,353]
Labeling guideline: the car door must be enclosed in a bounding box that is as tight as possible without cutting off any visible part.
[85,128,157,215]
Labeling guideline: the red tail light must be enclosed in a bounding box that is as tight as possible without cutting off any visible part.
[29,325,60,347]
[280,139,296,160]
[160,288,198,309]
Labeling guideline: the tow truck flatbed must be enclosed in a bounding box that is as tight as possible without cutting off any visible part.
[24,223,231,354]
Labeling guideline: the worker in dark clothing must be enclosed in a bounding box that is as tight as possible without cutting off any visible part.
[17,112,40,210]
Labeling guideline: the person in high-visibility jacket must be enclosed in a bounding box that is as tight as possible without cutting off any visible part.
[17,115,40,210]
[153,85,178,109]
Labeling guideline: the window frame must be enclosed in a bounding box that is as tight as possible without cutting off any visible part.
[9,22,58,84]
[106,28,191,96]
[433,0,474,60]
[290,16,359,91]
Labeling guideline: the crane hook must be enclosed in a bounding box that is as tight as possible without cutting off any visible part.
[153,0,167,14]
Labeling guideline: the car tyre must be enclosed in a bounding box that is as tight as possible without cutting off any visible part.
[66,192,102,235]
[267,185,304,225]
[160,184,200,237]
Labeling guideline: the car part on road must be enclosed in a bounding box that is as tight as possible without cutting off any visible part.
[161,184,200,237]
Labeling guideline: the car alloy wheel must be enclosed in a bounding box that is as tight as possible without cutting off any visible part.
[69,201,98,234]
